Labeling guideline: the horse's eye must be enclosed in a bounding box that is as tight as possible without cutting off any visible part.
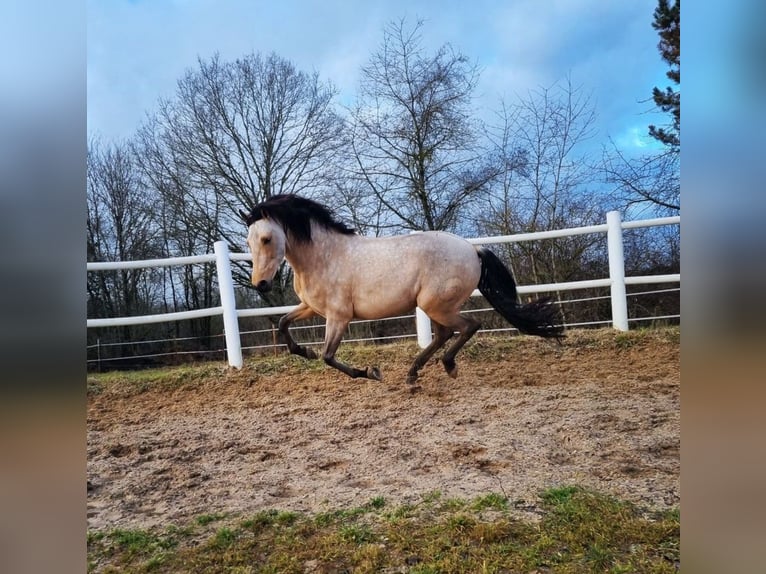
[261,237,271,245]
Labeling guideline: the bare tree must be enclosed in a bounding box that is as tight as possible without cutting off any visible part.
[87,138,161,338]
[602,144,679,215]
[351,19,497,232]
[133,119,220,307]
[601,0,680,215]
[477,79,607,324]
[134,52,348,303]
[138,51,345,223]
[482,79,603,275]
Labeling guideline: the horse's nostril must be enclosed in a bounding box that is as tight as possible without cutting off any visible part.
[255,280,272,293]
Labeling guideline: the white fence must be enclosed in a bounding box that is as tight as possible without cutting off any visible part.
[86,210,680,369]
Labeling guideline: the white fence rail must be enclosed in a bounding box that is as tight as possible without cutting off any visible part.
[86,210,680,369]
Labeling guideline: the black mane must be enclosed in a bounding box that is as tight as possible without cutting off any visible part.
[241,194,356,243]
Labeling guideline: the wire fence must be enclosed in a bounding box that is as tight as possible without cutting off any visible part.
[87,212,680,371]
[86,286,679,371]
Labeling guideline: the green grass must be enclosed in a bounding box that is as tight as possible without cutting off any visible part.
[87,487,679,573]
[472,492,509,511]
[195,512,227,526]
[86,363,223,397]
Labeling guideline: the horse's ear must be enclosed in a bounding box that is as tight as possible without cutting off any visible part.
[238,209,250,224]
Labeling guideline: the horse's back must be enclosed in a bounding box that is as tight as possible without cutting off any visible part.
[347,232,480,319]
[352,231,477,282]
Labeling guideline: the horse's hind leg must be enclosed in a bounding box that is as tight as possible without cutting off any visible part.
[278,302,318,360]
[406,322,453,385]
[440,315,481,378]
[322,318,381,381]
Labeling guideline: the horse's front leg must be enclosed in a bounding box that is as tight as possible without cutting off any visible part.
[278,302,318,360]
[323,318,381,381]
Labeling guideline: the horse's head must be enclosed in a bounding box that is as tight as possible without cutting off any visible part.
[245,217,286,294]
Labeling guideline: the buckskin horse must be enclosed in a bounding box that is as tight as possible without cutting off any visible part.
[241,194,563,385]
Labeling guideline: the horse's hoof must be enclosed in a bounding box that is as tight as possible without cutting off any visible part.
[305,348,318,360]
[367,366,382,381]
[405,374,418,385]
[442,358,457,378]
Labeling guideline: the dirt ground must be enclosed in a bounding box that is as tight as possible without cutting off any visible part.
[87,329,680,531]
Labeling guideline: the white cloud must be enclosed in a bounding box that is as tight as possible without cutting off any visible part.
[87,0,668,147]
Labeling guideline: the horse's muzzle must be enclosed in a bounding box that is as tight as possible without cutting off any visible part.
[254,279,272,293]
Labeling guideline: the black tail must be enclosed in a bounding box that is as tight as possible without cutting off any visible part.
[477,248,564,339]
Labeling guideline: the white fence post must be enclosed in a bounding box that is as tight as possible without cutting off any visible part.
[214,241,243,368]
[416,307,433,349]
[409,231,433,348]
[606,211,629,331]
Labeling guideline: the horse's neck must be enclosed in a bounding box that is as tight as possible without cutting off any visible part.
[284,226,350,272]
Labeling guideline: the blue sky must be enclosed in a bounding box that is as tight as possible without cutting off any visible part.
[88,0,670,154]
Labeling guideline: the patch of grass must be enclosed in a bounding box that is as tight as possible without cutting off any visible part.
[614,332,637,349]
[275,510,299,525]
[383,502,416,522]
[195,512,227,526]
[86,378,105,395]
[439,497,467,512]
[110,528,175,555]
[339,524,376,544]
[87,526,180,573]
[535,486,680,572]
[420,489,442,505]
[541,484,581,506]
[367,495,386,509]
[89,486,679,573]
[87,363,223,397]
[163,524,196,539]
[313,504,374,527]
[317,497,387,523]
[242,509,281,529]
[445,513,476,534]
[472,492,509,511]
[313,510,338,527]
[209,526,238,549]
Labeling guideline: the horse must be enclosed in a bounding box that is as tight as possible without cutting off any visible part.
[240,194,563,385]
